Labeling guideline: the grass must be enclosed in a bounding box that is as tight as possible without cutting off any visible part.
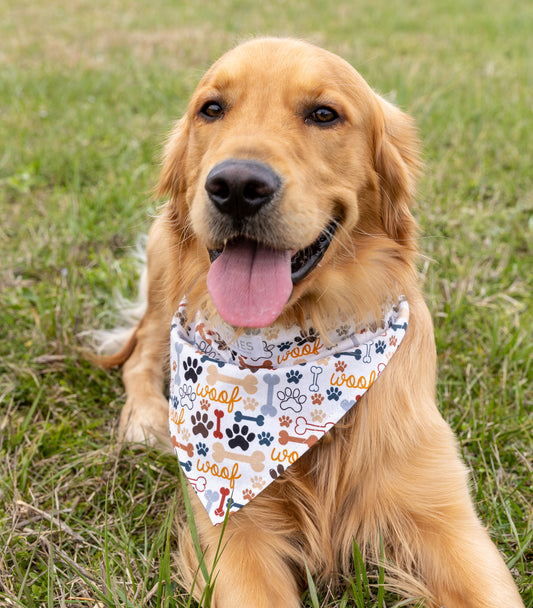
[0,0,532,605]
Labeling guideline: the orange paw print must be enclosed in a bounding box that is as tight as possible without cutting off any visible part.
[200,399,210,411]
[335,360,347,372]
[243,489,256,501]
[250,476,266,490]
[389,336,397,347]
[311,394,324,405]
[279,415,292,428]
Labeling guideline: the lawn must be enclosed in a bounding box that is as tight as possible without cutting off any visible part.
[0,0,531,606]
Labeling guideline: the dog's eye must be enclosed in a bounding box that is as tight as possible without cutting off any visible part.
[307,106,340,125]
[200,101,225,120]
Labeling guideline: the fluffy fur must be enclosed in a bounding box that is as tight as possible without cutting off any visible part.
[95,38,523,607]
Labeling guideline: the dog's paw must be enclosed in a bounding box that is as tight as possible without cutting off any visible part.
[119,394,171,448]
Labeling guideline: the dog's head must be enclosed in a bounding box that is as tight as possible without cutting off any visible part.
[159,38,420,329]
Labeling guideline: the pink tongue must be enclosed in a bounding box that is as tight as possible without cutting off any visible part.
[207,239,292,328]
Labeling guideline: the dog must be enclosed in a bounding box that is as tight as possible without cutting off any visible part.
[95,37,524,607]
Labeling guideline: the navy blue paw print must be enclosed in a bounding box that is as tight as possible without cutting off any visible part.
[258,432,274,447]
[226,424,255,451]
[170,394,180,410]
[279,341,293,352]
[375,340,386,354]
[196,442,209,457]
[183,357,203,382]
[327,387,342,401]
[286,370,303,384]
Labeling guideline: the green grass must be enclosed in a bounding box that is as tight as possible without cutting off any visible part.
[1,0,532,605]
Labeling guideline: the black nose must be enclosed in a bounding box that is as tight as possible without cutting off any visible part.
[205,160,281,221]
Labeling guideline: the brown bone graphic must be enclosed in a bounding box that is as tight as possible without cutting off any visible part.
[212,441,265,472]
[206,364,258,395]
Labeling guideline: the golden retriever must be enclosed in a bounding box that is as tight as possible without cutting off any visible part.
[96,38,524,607]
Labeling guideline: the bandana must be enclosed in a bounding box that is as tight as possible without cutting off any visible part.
[169,298,409,525]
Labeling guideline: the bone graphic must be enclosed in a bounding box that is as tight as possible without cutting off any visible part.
[188,475,207,492]
[261,373,280,417]
[294,416,333,436]
[278,430,318,447]
[363,341,373,364]
[309,365,323,392]
[204,489,219,514]
[212,441,265,472]
[226,497,244,510]
[174,342,184,385]
[341,398,355,411]
[234,411,265,426]
[214,487,231,518]
[201,355,224,368]
[214,409,224,439]
[172,436,194,458]
[206,364,258,394]
[179,460,192,472]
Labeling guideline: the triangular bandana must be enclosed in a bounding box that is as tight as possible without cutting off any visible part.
[169,298,409,525]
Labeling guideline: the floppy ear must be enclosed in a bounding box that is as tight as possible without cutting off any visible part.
[374,96,421,250]
[157,116,190,224]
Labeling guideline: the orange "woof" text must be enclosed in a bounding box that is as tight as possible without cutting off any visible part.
[277,337,323,365]
[329,369,377,389]
[196,384,241,413]
[197,461,241,489]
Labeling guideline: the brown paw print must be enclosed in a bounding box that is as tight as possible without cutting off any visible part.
[279,415,292,428]
[311,394,324,405]
[200,399,210,411]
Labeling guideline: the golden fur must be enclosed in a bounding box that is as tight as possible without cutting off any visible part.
[97,38,523,607]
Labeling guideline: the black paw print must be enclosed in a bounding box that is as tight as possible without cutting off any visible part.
[226,423,255,451]
[257,432,274,447]
[326,387,342,401]
[279,340,293,352]
[183,357,203,382]
[294,327,318,345]
[375,340,386,354]
[191,412,213,438]
[196,442,209,457]
[336,324,350,338]
[286,370,303,384]
[269,464,285,480]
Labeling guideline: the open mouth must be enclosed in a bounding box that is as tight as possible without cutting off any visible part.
[206,220,339,327]
[208,219,339,285]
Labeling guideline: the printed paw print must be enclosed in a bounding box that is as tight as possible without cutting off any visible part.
[294,327,318,345]
[336,324,350,338]
[375,340,386,355]
[196,442,209,457]
[226,423,256,451]
[311,393,324,405]
[389,336,397,347]
[183,357,203,383]
[250,475,266,490]
[335,360,347,373]
[243,488,256,501]
[243,397,259,411]
[200,399,210,411]
[191,412,214,438]
[172,360,177,371]
[279,415,292,428]
[311,409,326,423]
[286,370,303,384]
[269,464,285,480]
[258,432,274,447]
[182,429,191,442]
[327,387,342,401]
[170,394,180,410]
[279,340,293,352]
[264,327,280,340]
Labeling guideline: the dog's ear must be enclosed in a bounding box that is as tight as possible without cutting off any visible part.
[374,96,420,250]
[157,116,190,222]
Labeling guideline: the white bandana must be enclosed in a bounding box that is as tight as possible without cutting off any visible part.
[169,299,409,525]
